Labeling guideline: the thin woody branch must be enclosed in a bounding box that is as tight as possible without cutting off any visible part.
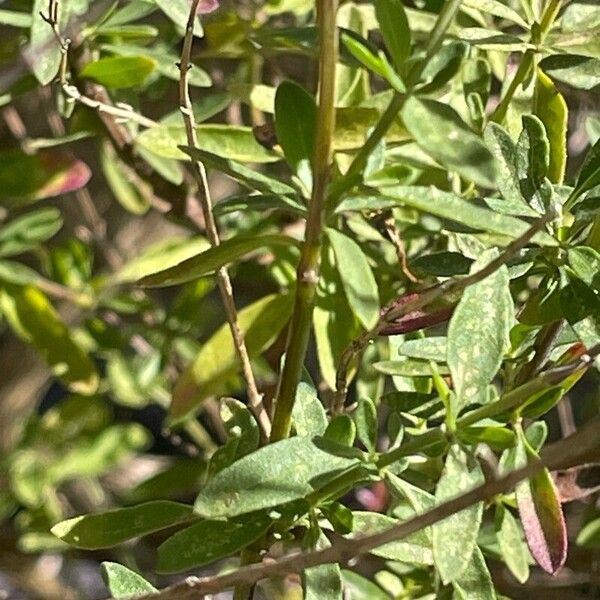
[332,213,553,411]
[104,414,600,600]
[179,0,270,441]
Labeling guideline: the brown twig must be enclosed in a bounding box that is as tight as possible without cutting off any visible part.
[383,213,419,283]
[103,414,600,600]
[179,0,270,441]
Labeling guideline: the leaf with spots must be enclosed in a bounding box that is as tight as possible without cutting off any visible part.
[101,562,157,598]
[447,249,513,411]
[432,445,485,584]
[194,437,360,518]
[452,546,495,599]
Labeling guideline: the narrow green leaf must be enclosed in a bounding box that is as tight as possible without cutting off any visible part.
[540,55,600,90]
[432,445,485,584]
[327,228,380,329]
[452,546,495,600]
[354,397,377,453]
[377,186,556,245]
[292,371,328,437]
[136,124,280,163]
[374,0,411,69]
[172,294,293,421]
[516,115,550,204]
[374,359,450,377]
[114,236,209,284]
[411,252,474,277]
[51,501,194,549]
[567,247,600,291]
[495,504,530,583]
[577,518,600,548]
[534,69,568,184]
[81,55,156,89]
[573,137,600,200]
[157,510,274,573]
[461,0,528,28]
[0,208,63,257]
[341,570,390,600]
[400,97,497,187]
[194,437,358,518]
[213,194,306,216]
[181,147,295,195]
[274,81,316,175]
[101,562,157,598]
[447,249,513,411]
[138,234,299,287]
[484,123,537,216]
[0,285,98,394]
[0,9,32,28]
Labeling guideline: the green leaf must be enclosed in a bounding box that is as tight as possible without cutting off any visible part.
[100,141,150,214]
[181,147,296,195]
[577,518,600,548]
[292,371,328,437]
[374,359,450,377]
[304,535,343,600]
[534,69,568,184]
[154,0,203,36]
[114,236,210,283]
[51,501,194,549]
[157,510,274,573]
[138,234,299,287]
[397,337,447,362]
[447,249,513,411]
[495,504,530,583]
[194,437,358,518]
[213,193,306,216]
[0,260,42,286]
[172,293,294,421]
[484,123,537,216]
[374,0,411,69]
[0,285,98,394]
[327,228,380,329]
[573,137,600,200]
[274,81,316,176]
[432,445,484,584]
[101,562,157,598]
[324,415,356,447]
[516,115,550,203]
[458,426,516,450]
[400,97,497,187]
[0,9,32,28]
[81,55,156,89]
[376,186,556,245]
[136,125,280,163]
[515,437,567,575]
[540,55,600,90]
[452,546,495,600]
[354,397,377,453]
[348,512,433,564]
[341,570,390,600]
[461,0,528,28]
[568,247,600,291]
[0,150,91,206]
[0,208,63,257]
[101,43,211,87]
[411,252,474,277]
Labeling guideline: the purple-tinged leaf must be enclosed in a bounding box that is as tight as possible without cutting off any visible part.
[0,150,91,206]
[194,0,219,14]
[516,439,568,575]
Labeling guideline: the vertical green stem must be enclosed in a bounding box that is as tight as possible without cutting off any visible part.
[270,0,339,442]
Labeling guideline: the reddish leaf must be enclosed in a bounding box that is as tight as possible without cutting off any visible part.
[194,0,219,14]
[516,455,568,574]
[379,285,457,335]
[0,150,91,206]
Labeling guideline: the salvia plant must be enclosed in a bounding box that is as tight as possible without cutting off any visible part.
[0,0,599,598]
